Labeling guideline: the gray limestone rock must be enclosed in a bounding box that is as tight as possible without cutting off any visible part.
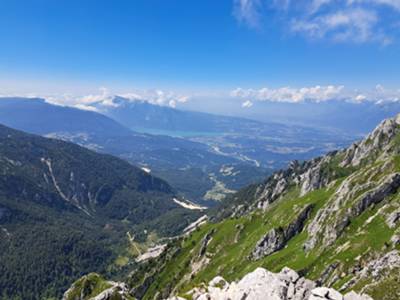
[168,267,372,300]
[251,204,314,260]
[386,209,400,228]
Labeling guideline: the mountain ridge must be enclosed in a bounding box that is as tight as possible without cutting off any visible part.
[64,113,400,300]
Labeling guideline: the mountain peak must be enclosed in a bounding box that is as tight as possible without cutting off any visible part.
[395,113,400,125]
[341,112,400,167]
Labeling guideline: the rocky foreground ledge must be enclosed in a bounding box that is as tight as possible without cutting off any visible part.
[63,267,374,300]
[169,267,372,300]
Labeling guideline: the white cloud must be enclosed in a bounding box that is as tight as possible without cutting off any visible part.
[233,0,263,28]
[355,94,367,102]
[168,100,177,108]
[232,85,345,103]
[235,0,399,44]
[310,0,334,13]
[73,104,101,112]
[50,88,190,110]
[118,90,189,107]
[349,0,400,10]
[291,8,389,44]
[241,100,254,108]
[231,84,400,103]
[0,87,191,111]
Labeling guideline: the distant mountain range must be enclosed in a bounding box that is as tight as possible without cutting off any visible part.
[0,97,132,136]
[0,97,356,204]
[183,96,400,135]
[91,96,297,134]
[0,97,270,204]
[87,96,356,169]
[91,96,356,137]
[89,96,356,170]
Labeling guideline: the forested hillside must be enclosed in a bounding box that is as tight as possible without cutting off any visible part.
[0,124,200,299]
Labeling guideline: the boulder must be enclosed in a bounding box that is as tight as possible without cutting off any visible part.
[386,209,400,228]
[309,287,343,300]
[171,267,371,300]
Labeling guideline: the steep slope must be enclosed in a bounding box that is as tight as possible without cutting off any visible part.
[0,124,202,300]
[75,113,400,299]
[0,123,178,220]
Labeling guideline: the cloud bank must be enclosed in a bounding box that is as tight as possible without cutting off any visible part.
[2,84,400,112]
[231,84,400,103]
[46,88,190,111]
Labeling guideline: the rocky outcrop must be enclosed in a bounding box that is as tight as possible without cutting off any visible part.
[317,262,340,286]
[299,159,333,197]
[352,173,400,216]
[90,283,131,300]
[169,267,372,300]
[309,287,343,300]
[386,208,400,228]
[252,114,400,215]
[360,250,400,279]
[198,229,215,257]
[254,161,303,210]
[305,173,400,250]
[248,144,354,215]
[340,251,400,292]
[251,227,286,259]
[391,234,400,246]
[225,114,400,229]
[62,273,132,300]
[251,204,314,260]
[341,115,400,167]
[254,158,334,211]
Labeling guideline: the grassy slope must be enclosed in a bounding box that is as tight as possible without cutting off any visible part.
[133,150,400,300]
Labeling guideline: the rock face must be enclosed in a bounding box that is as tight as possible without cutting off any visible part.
[339,250,400,292]
[305,172,400,250]
[170,267,372,300]
[254,156,336,212]
[360,250,400,280]
[309,287,343,300]
[251,204,314,259]
[198,229,215,258]
[341,116,400,167]
[386,208,400,228]
[241,113,400,219]
[251,227,286,259]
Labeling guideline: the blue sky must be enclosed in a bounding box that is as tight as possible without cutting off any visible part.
[0,0,399,104]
